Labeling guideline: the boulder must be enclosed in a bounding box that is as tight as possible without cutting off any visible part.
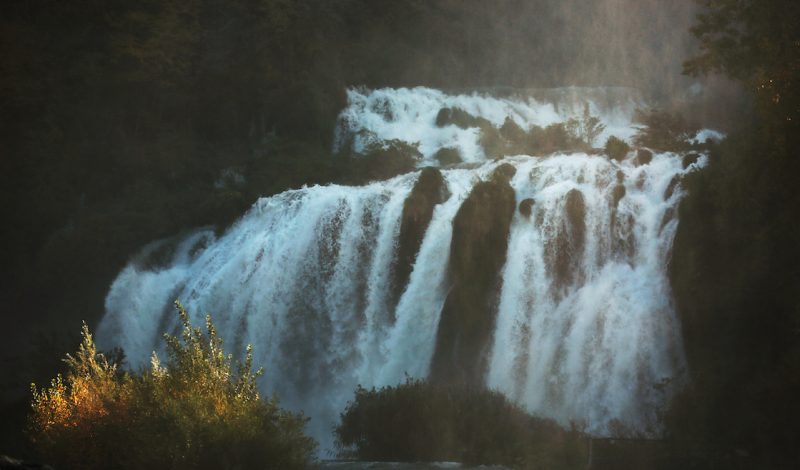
[393,168,449,308]
[548,189,586,290]
[635,148,653,166]
[491,162,517,183]
[436,107,483,129]
[519,198,535,218]
[431,176,516,384]
[682,152,700,169]
[434,147,462,166]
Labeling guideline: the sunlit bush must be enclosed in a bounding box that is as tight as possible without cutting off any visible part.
[28,301,315,470]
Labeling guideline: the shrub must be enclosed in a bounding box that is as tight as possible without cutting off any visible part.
[528,123,583,155]
[335,378,588,469]
[605,136,631,161]
[566,103,605,148]
[28,301,315,470]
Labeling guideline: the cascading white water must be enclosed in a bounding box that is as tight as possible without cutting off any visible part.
[97,87,712,452]
[334,86,645,165]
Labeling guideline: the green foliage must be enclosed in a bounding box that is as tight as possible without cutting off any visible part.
[604,136,630,161]
[632,109,695,151]
[684,0,800,122]
[335,379,588,469]
[28,302,316,470]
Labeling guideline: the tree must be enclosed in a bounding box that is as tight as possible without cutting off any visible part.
[28,301,316,470]
[684,0,800,122]
[567,103,605,148]
[666,1,800,466]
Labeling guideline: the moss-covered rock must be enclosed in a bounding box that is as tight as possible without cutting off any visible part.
[605,136,631,161]
[393,167,449,308]
[519,198,535,218]
[434,147,462,166]
[431,176,516,384]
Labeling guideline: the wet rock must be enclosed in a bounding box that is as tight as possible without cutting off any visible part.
[519,198,535,218]
[612,184,627,208]
[479,122,505,158]
[635,172,647,190]
[434,147,462,166]
[431,176,516,384]
[664,175,680,200]
[393,168,449,307]
[682,152,700,169]
[351,139,421,183]
[550,189,586,289]
[500,117,529,154]
[500,117,526,142]
[635,148,653,166]
[659,207,676,234]
[436,107,484,129]
[491,162,517,183]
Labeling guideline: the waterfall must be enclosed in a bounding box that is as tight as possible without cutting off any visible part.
[97,87,712,451]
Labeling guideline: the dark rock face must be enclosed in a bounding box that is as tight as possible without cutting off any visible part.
[430,176,516,384]
[393,168,449,308]
[636,148,654,166]
[519,198,535,218]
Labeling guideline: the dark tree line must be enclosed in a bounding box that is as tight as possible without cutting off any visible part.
[669,0,800,467]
